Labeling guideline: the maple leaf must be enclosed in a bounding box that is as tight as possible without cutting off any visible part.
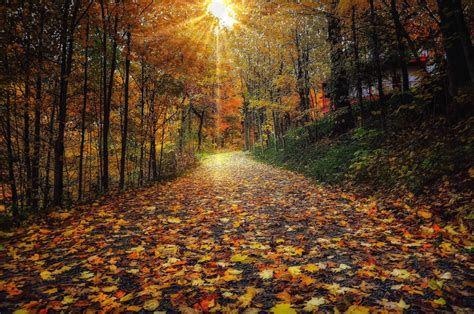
[288,266,301,277]
[417,210,432,219]
[40,270,54,281]
[303,297,325,312]
[143,299,160,311]
[62,295,77,305]
[345,305,371,314]
[270,303,297,314]
[433,298,446,306]
[391,269,411,279]
[332,263,351,272]
[44,288,58,295]
[102,286,118,292]
[276,290,292,303]
[304,264,320,273]
[238,287,261,308]
[168,217,181,224]
[259,269,274,280]
[428,279,444,290]
[29,254,41,261]
[230,254,249,262]
[120,293,135,302]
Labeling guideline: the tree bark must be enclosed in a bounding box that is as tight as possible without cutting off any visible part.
[120,30,131,190]
[53,0,79,206]
[351,6,365,123]
[327,2,354,132]
[32,5,45,211]
[78,18,89,200]
[437,0,473,96]
[102,12,118,193]
[390,0,410,92]
[369,0,387,129]
[4,92,20,220]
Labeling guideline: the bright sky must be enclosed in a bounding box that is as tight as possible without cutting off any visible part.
[207,0,236,28]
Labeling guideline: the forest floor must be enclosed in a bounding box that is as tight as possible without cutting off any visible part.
[1,152,473,313]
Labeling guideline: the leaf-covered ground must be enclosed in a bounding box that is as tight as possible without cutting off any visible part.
[1,152,473,313]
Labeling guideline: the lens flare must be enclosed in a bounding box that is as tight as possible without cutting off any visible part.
[207,0,236,28]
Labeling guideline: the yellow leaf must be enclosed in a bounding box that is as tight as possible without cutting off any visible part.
[126,305,142,312]
[29,254,40,261]
[433,298,446,306]
[143,299,160,311]
[167,217,181,224]
[80,271,95,279]
[288,266,301,277]
[428,279,444,290]
[303,297,325,312]
[44,288,58,294]
[120,293,135,302]
[270,303,297,314]
[345,305,370,314]
[102,286,118,292]
[40,271,54,281]
[230,254,249,262]
[304,264,320,273]
[13,310,29,314]
[418,210,432,219]
[391,269,411,279]
[396,298,410,310]
[62,295,77,305]
[259,269,273,280]
[238,287,260,307]
[226,268,243,275]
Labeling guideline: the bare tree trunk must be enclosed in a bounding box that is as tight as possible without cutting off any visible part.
[23,35,32,209]
[53,0,79,206]
[369,0,387,129]
[43,81,57,211]
[327,1,354,132]
[120,30,131,190]
[158,105,168,180]
[351,6,365,124]
[78,18,89,200]
[390,0,410,92]
[4,92,20,220]
[139,58,145,186]
[32,5,45,211]
[102,11,118,193]
[437,0,473,96]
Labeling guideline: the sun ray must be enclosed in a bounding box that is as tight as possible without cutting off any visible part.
[207,0,236,28]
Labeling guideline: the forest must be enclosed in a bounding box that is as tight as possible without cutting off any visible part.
[1,0,473,312]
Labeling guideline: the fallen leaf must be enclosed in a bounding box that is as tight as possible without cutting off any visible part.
[270,303,297,314]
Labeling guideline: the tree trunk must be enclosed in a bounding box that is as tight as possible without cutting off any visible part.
[32,6,45,211]
[78,18,89,200]
[158,105,168,180]
[4,92,20,220]
[197,111,205,151]
[369,0,387,129]
[43,82,57,211]
[327,2,354,132]
[23,36,32,209]
[390,0,410,92]
[102,13,118,193]
[437,0,473,96]
[53,0,79,207]
[120,30,131,190]
[351,6,365,123]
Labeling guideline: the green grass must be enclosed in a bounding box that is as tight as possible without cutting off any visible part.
[253,117,473,194]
